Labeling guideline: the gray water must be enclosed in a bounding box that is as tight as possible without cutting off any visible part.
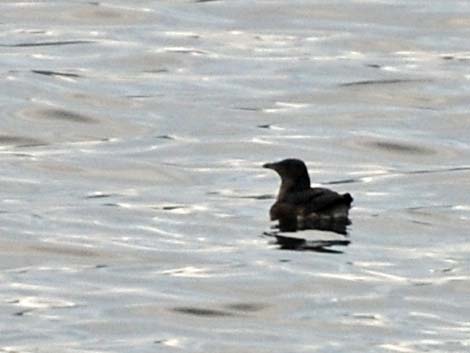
[1,1,470,352]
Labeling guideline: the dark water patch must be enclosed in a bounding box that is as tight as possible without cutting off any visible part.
[32,70,81,78]
[85,193,114,199]
[34,108,97,124]
[367,141,435,155]
[143,69,169,74]
[235,106,262,111]
[161,205,185,211]
[441,267,454,273]
[126,95,156,99]
[344,313,380,320]
[17,142,49,148]
[12,153,34,157]
[339,78,429,87]
[411,220,433,226]
[405,206,429,212]
[152,204,186,211]
[415,106,439,111]
[405,166,470,175]
[207,190,273,200]
[31,244,99,258]
[438,55,470,62]
[156,135,175,140]
[323,178,359,185]
[405,205,453,216]
[166,48,207,55]
[412,281,433,287]
[172,306,234,317]
[237,194,273,200]
[225,303,266,312]
[20,30,48,34]
[1,40,93,48]
[13,309,32,317]
[0,135,46,147]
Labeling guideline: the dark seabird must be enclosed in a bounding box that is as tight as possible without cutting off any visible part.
[263,158,353,233]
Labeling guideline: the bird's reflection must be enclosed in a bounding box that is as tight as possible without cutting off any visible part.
[273,234,350,253]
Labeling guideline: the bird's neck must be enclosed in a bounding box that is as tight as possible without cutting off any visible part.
[277,176,310,201]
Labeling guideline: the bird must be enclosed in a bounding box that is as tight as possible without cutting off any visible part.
[263,158,353,233]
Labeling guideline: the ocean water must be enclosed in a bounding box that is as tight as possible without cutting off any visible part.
[1,1,470,352]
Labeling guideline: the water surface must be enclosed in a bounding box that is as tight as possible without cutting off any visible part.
[1,1,470,352]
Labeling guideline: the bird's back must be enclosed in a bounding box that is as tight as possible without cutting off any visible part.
[270,187,353,222]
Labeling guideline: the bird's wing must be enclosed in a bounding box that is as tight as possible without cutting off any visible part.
[285,188,348,212]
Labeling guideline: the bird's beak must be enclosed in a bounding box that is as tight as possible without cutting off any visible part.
[263,162,276,170]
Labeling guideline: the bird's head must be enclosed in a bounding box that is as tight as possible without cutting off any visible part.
[263,158,311,194]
